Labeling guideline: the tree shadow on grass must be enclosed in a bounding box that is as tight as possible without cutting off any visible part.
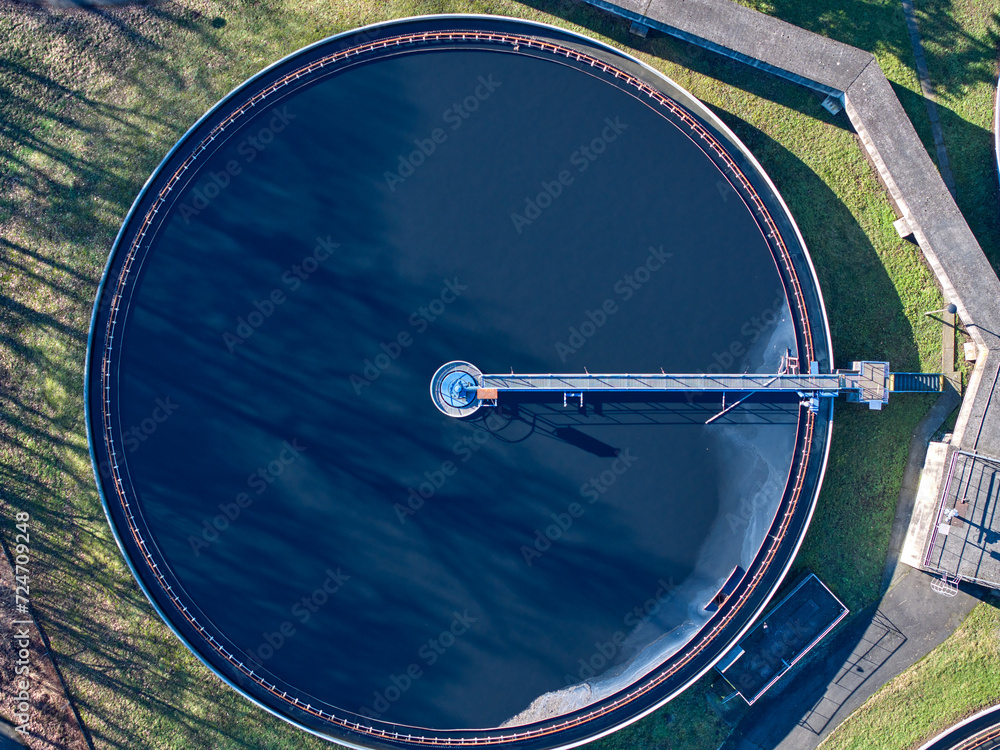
[505,2,941,744]
[893,83,1000,274]
[723,0,997,96]
[707,114,922,372]
[0,1,965,746]
[916,1,1000,97]
[707,111,930,603]
[523,0,980,361]
[0,2,234,248]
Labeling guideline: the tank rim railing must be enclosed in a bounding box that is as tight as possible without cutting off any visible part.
[95,27,824,745]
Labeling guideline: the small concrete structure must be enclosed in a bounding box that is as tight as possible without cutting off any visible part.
[893,216,915,241]
[628,20,650,37]
[821,95,843,116]
[716,573,848,704]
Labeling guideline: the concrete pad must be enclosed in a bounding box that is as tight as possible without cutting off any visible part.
[883,387,961,588]
[901,441,951,569]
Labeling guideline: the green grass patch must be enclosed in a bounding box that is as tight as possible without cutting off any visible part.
[0,0,990,748]
[821,602,1000,750]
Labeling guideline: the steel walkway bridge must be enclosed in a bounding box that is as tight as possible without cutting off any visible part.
[430,358,944,419]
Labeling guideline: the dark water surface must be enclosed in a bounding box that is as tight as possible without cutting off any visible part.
[115,48,796,728]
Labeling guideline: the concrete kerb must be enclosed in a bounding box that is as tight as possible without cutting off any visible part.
[995,72,1000,194]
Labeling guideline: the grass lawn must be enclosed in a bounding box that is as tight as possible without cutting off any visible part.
[0,0,992,748]
[820,601,1000,750]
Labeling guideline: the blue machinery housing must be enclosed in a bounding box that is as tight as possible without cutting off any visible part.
[86,14,848,750]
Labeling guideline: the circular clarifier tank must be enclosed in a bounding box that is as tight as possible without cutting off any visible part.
[86,15,834,749]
